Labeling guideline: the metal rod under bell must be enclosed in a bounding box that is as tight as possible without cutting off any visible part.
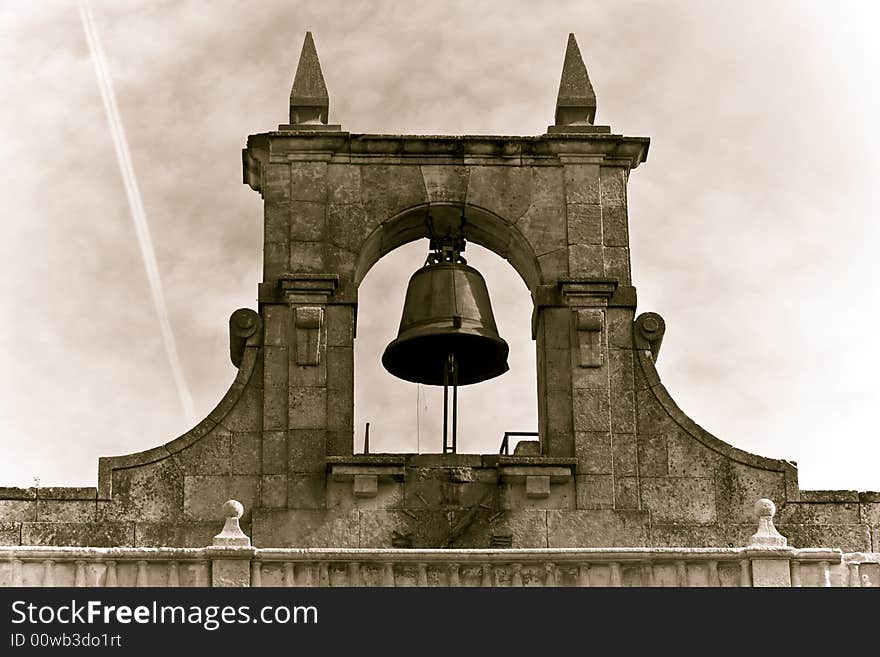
[452,354,458,454]
[443,358,450,453]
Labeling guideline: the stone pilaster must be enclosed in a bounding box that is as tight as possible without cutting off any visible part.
[278,274,339,510]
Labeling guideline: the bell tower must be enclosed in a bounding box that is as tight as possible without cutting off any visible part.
[240,31,656,544]
[52,29,857,553]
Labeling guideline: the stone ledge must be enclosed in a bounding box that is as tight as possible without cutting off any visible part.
[329,465,405,481]
[408,454,483,468]
[741,546,841,560]
[545,125,612,135]
[278,273,339,292]
[204,545,258,559]
[246,132,650,170]
[326,455,407,467]
[531,282,636,311]
[277,124,344,132]
[0,488,35,500]
[800,490,860,503]
[496,456,578,469]
[327,457,406,485]
[326,455,577,471]
[558,277,617,301]
[0,544,845,563]
[35,487,97,501]
[499,466,574,484]
[253,545,802,561]
[0,546,211,559]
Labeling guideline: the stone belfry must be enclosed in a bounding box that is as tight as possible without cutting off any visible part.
[239,30,655,546]
[1,32,875,554]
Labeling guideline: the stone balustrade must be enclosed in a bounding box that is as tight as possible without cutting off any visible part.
[0,499,876,587]
[251,546,857,587]
[2,545,875,587]
[0,547,211,587]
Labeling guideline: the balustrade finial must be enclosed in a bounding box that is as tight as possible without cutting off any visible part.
[748,498,787,547]
[213,499,251,547]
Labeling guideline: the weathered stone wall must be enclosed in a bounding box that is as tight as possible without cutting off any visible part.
[2,130,877,552]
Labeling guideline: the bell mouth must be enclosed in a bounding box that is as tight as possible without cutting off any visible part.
[382,330,510,386]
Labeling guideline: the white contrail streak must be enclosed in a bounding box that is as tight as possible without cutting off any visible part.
[78,1,196,426]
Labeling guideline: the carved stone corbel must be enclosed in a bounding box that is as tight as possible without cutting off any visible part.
[634,311,665,361]
[294,306,323,366]
[575,308,604,368]
[229,308,262,368]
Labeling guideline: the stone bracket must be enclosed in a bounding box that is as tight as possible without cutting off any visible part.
[352,474,378,498]
[525,475,551,498]
[499,465,571,501]
[294,307,323,366]
[242,153,261,194]
[229,308,262,368]
[634,312,665,361]
[498,465,573,486]
[575,308,604,368]
[329,460,405,499]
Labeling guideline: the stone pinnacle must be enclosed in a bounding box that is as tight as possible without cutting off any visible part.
[554,33,597,126]
[289,31,329,125]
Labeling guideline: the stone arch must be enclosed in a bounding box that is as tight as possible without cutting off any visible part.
[311,160,566,460]
[353,202,542,293]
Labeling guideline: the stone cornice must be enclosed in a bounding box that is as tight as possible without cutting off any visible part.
[244,132,650,193]
[558,277,618,302]
[532,280,637,309]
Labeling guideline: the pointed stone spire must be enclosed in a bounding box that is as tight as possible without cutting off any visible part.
[553,33,597,129]
[286,32,340,130]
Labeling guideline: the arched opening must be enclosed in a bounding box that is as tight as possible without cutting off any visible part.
[353,203,541,291]
[354,237,538,455]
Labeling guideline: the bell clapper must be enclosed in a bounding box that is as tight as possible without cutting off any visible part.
[442,353,459,454]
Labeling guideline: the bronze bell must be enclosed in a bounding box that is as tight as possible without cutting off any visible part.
[382,261,509,386]
[381,227,509,453]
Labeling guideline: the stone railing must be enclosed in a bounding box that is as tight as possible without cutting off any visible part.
[0,548,211,587]
[0,500,876,587]
[251,546,855,587]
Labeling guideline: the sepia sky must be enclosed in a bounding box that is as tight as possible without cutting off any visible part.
[1,0,878,491]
